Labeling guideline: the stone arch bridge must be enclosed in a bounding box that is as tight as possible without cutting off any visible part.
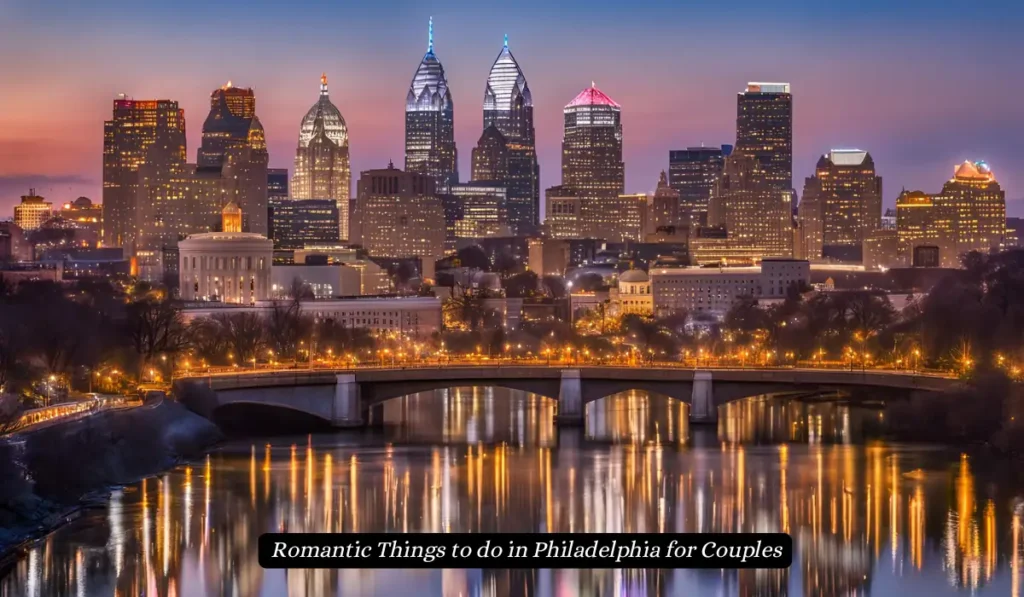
[173,365,960,428]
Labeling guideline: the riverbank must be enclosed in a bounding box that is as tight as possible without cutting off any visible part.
[0,398,223,574]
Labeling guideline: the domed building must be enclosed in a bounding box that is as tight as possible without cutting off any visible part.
[616,269,652,315]
[292,74,351,240]
[405,17,458,190]
[178,202,273,304]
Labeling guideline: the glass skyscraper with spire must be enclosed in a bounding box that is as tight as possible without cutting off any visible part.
[405,18,458,191]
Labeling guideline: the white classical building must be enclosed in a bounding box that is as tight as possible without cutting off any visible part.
[615,269,653,315]
[178,202,274,303]
[651,258,809,317]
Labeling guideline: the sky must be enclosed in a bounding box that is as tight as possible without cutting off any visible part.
[1,0,1023,216]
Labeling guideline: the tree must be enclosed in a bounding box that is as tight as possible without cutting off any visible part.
[186,317,231,365]
[541,276,567,299]
[264,301,313,360]
[573,273,606,292]
[0,394,23,435]
[214,312,266,363]
[454,245,491,271]
[493,252,520,279]
[288,277,315,302]
[125,298,188,377]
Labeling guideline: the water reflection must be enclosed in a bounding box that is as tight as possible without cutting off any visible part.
[1,391,1022,596]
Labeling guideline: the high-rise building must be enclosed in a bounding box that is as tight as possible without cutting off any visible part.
[650,171,681,233]
[292,74,351,240]
[59,197,103,245]
[483,36,539,235]
[13,190,52,231]
[268,197,340,249]
[796,179,823,261]
[805,149,882,262]
[937,160,1005,259]
[267,169,289,200]
[406,18,458,191]
[471,125,509,183]
[736,83,792,192]
[895,190,939,265]
[544,185,583,239]
[102,97,186,250]
[561,83,624,201]
[351,163,446,261]
[196,82,269,235]
[709,154,792,257]
[862,229,899,271]
[668,146,728,228]
[592,194,648,242]
[449,183,509,239]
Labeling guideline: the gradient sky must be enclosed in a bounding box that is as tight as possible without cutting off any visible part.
[1,0,1022,217]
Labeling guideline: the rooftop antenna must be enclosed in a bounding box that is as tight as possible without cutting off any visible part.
[504,33,508,48]
[428,17,434,53]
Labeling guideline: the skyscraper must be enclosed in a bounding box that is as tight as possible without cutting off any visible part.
[796,180,823,261]
[13,190,52,231]
[562,83,624,201]
[937,160,1005,258]
[668,146,728,228]
[406,18,457,191]
[351,163,446,262]
[483,36,539,234]
[197,82,269,234]
[649,171,681,233]
[102,97,186,250]
[471,125,509,183]
[805,149,882,262]
[895,190,939,264]
[736,83,792,192]
[292,74,351,240]
[267,168,289,200]
[709,153,792,258]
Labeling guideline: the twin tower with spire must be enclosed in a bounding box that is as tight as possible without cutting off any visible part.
[405,18,540,235]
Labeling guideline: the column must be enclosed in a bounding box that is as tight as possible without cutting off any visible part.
[332,374,363,427]
[556,369,583,426]
[690,370,716,423]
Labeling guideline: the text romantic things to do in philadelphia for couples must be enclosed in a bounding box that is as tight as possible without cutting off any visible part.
[258,533,792,570]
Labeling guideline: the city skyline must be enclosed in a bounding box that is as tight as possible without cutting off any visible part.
[2,0,1023,216]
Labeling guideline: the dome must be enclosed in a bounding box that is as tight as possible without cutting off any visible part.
[566,83,620,109]
[483,37,532,112]
[72,197,92,208]
[298,74,349,148]
[954,160,995,181]
[618,269,649,283]
[407,18,452,113]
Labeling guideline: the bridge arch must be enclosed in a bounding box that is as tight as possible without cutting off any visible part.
[361,378,560,406]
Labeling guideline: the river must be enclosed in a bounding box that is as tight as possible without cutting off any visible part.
[1,389,1021,596]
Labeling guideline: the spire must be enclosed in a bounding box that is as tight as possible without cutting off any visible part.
[428,16,433,53]
[504,33,508,49]
[320,73,328,96]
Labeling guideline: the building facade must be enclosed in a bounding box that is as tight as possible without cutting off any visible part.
[196,82,269,235]
[668,146,727,228]
[59,197,103,244]
[102,98,186,250]
[482,37,540,235]
[736,83,792,192]
[449,183,509,239]
[709,154,792,258]
[268,198,340,249]
[544,186,583,239]
[406,18,458,191]
[351,164,446,262]
[651,259,809,316]
[806,150,883,262]
[796,180,824,261]
[938,160,1005,259]
[13,190,53,231]
[292,74,351,240]
[178,203,274,303]
[649,171,682,233]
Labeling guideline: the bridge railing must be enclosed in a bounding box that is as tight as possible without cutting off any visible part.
[4,395,143,435]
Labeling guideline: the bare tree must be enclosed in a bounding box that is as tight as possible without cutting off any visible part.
[125,298,188,378]
[215,312,266,363]
[264,301,312,360]
[0,393,23,435]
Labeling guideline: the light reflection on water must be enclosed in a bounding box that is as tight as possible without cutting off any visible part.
[0,390,1022,597]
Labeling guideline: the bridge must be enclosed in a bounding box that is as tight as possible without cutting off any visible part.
[172,365,961,428]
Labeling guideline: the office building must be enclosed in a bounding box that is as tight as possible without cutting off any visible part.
[292,74,351,240]
[668,146,728,228]
[178,202,274,303]
[736,83,792,192]
[544,185,583,239]
[196,82,269,235]
[895,190,941,265]
[267,168,288,200]
[13,190,53,231]
[449,183,509,239]
[805,149,882,262]
[59,197,103,244]
[561,83,624,201]
[938,160,1005,258]
[528,238,570,277]
[649,171,681,233]
[651,259,809,316]
[483,36,539,234]
[406,18,458,190]
[862,229,899,271]
[102,97,186,250]
[471,125,509,183]
[351,164,446,261]
[709,153,792,257]
[268,198,341,249]
[797,180,824,261]
[590,194,648,242]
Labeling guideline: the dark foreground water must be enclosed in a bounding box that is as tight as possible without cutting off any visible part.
[1,389,1022,596]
